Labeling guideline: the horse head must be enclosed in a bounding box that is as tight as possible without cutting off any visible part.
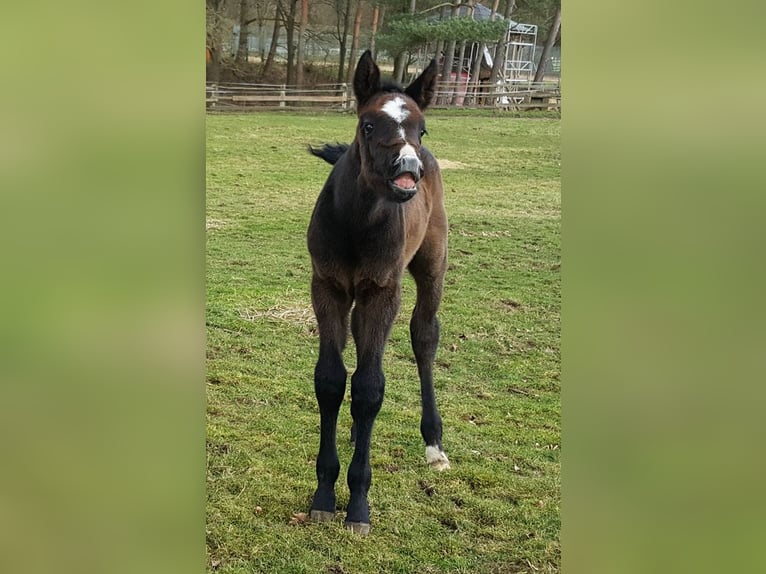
[352,51,438,203]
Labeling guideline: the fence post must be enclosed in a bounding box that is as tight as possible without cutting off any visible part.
[280,84,286,108]
[341,83,347,110]
[206,83,218,109]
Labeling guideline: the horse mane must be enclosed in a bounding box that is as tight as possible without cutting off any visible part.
[308,143,350,166]
[379,80,404,94]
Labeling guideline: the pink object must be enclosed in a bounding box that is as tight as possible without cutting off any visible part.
[448,71,470,106]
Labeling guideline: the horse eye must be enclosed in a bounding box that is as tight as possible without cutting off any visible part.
[362,122,374,136]
[420,128,428,138]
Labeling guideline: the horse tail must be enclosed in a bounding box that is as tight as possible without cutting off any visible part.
[308,143,349,165]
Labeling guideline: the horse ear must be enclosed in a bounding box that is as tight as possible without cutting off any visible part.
[405,59,438,111]
[353,50,381,109]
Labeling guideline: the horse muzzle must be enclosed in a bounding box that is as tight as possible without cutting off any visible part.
[388,156,422,202]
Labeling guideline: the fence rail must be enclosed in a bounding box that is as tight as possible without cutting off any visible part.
[206,81,560,112]
[206,83,350,110]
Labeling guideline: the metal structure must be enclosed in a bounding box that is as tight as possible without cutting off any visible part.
[504,22,538,82]
[411,4,541,85]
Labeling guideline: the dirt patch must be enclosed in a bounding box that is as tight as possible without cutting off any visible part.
[206,218,226,230]
[438,158,468,170]
[457,229,513,238]
[500,298,522,311]
[240,305,315,329]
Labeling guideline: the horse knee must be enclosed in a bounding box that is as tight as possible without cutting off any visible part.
[410,314,440,356]
[410,313,439,338]
[314,357,346,409]
[350,369,385,419]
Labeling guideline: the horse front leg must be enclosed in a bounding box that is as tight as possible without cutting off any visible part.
[345,279,401,535]
[310,276,352,522]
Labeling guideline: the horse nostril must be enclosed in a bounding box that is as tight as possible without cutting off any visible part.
[398,155,422,179]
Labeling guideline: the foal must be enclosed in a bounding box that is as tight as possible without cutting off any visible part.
[307,51,450,535]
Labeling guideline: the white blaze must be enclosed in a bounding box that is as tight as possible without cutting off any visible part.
[398,143,421,167]
[381,95,422,172]
[381,96,410,123]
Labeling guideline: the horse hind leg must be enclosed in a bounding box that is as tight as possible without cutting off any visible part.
[409,250,451,471]
[310,276,352,522]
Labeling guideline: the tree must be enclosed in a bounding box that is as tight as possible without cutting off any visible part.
[532,3,560,83]
[468,0,500,102]
[438,1,461,103]
[511,0,559,37]
[262,3,282,76]
[207,0,229,83]
[345,1,365,84]
[369,3,382,56]
[296,0,309,86]
[332,0,354,84]
[451,0,475,105]
[280,0,299,86]
[489,0,515,85]
[235,0,250,65]
[394,0,417,83]
[251,0,275,62]
[432,3,449,75]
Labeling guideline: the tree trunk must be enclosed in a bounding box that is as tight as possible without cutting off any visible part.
[469,43,483,104]
[533,4,561,83]
[439,2,462,104]
[235,0,250,66]
[284,0,298,86]
[469,0,500,103]
[369,3,380,57]
[451,41,467,104]
[262,6,282,76]
[346,1,364,83]
[207,0,227,82]
[450,1,474,105]
[208,41,221,83]
[394,0,417,83]
[295,0,309,86]
[336,0,352,84]
[433,5,448,71]
[258,22,266,61]
[490,0,515,85]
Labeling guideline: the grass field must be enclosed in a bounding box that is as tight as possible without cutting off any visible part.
[206,111,561,573]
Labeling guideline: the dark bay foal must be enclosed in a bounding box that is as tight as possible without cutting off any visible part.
[307,51,450,535]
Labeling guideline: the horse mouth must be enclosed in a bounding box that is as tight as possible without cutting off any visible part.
[388,172,419,202]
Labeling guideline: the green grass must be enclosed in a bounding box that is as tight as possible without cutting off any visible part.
[206,112,560,573]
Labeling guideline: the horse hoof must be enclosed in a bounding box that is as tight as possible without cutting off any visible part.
[345,521,371,535]
[310,510,336,523]
[426,446,451,471]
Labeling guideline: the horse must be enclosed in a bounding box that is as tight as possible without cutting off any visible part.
[306,50,450,535]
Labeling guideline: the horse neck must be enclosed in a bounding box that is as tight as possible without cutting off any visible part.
[339,141,403,226]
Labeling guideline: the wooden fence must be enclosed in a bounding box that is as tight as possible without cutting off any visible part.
[206,83,350,110]
[206,81,560,112]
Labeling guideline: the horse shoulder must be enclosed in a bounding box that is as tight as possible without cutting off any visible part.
[308,167,355,277]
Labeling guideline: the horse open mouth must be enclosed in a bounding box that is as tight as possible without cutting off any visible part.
[388,172,419,201]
